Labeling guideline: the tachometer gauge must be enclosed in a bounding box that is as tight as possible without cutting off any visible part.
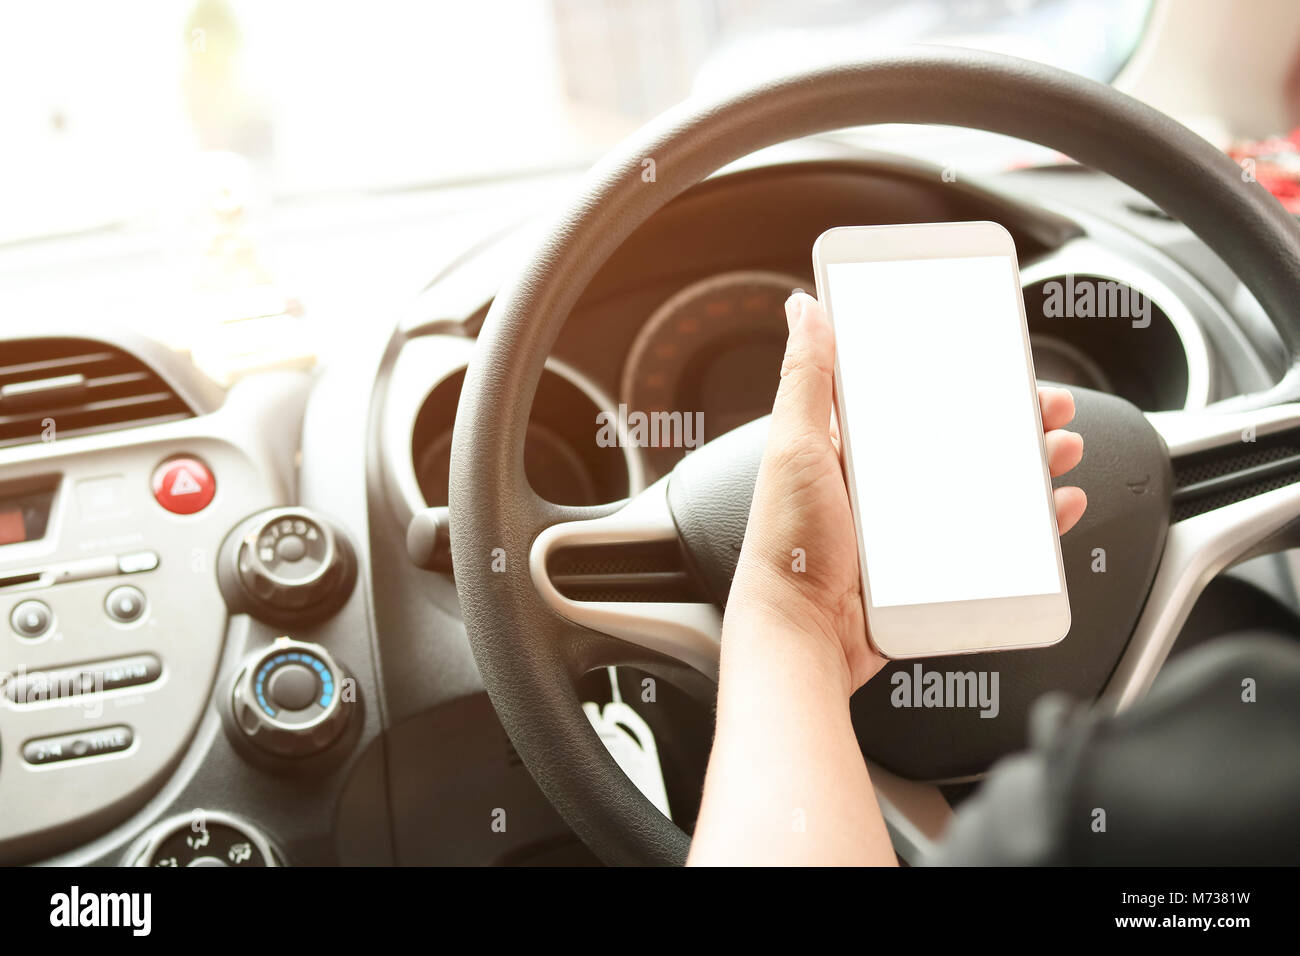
[620,270,806,481]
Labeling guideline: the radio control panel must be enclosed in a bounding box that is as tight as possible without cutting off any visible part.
[0,434,285,862]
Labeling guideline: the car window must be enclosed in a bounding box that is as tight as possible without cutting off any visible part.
[1,0,1150,245]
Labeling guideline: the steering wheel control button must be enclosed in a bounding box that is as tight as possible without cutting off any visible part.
[151,456,216,515]
[4,654,161,704]
[105,585,147,624]
[10,600,52,639]
[127,812,278,867]
[219,507,356,625]
[22,725,134,766]
[230,638,350,757]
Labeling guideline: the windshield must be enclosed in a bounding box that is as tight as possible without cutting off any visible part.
[4,0,1150,245]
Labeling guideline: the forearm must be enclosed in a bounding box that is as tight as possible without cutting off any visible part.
[687,609,896,866]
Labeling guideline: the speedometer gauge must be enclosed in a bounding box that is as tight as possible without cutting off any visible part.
[620,270,807,480]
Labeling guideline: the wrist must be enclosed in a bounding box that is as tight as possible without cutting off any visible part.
[720,602,855,699]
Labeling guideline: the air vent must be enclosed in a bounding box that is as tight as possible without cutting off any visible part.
[547,540,707,603]
[1171,428,1300,522]
[0,338,194,448]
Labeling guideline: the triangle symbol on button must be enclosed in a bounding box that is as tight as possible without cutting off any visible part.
[170,469,203,496]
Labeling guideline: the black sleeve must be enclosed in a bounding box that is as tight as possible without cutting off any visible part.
[925,633,1300,866]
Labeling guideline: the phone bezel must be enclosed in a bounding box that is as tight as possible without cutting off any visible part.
[812,221,1071,659]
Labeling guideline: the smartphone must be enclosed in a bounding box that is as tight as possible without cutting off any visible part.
[812,221,1070,659]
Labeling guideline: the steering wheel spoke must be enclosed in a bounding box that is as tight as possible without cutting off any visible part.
[1108,402,1300,709]
[530,476,723,680]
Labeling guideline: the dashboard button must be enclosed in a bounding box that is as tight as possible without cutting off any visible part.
[49,555,119,584]
[5,654,161,704]
[10,600,52,638]
[98,654,163,691]
[22,725,134,765]
[76,475,127,519]
[105,585,147,624]
[151,456,215,515]
[117,550,160,574]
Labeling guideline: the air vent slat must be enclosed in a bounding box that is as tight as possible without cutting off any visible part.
[0,351,119,385]
[84,371,152,390]
[0,338,194,447]
[0,392,183,428]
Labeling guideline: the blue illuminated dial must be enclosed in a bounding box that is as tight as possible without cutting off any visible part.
[253,650,335,718]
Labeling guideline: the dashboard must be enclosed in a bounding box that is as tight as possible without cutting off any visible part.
[390,160,1250,521]
[0,149,1289,865]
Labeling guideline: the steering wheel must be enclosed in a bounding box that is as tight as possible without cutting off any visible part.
[448,47,1300,865]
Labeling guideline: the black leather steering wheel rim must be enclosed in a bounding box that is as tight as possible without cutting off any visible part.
[448,46,1300,866]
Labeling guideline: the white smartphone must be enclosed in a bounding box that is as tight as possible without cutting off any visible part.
[812,221,1071,659]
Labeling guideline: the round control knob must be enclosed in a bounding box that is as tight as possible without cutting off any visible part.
[231,638,351,757]
[127,811,279,867]
[10,600,53,639]
[218,508,356,625]
[105,585,147,624]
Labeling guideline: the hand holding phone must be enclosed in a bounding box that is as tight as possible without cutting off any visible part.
[813,222,1074,659]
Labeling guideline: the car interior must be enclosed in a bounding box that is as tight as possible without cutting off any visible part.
[3,0,1300,868]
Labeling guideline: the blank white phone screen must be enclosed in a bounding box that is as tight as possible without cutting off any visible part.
[826,255,1062,608]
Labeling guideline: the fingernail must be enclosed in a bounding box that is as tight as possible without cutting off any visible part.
[785,292,805,331]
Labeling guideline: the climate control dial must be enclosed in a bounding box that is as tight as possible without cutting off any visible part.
[127,811,279,867]
[230,638,351,757]
[218,507,356,625]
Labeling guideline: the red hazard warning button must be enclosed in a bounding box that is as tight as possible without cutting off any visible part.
[151,456,216,515]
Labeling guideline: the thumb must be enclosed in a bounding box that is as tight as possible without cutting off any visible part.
[771,291,836,444]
